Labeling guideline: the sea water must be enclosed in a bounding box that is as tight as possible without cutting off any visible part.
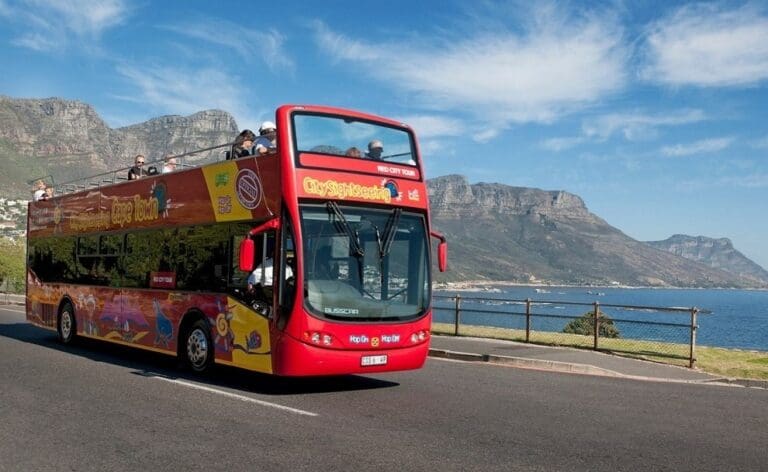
[434,287,768,351]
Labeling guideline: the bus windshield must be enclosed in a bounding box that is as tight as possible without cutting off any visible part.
[294,113,417,165]
[300,203,430,321]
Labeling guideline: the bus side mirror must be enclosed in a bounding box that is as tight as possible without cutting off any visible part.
[239,238,255,272]
[431,231,447,272]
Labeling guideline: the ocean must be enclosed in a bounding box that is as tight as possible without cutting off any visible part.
[434,286,768,351]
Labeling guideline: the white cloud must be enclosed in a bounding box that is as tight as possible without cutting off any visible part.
[660,137,734,157]
[11,32,58,51]
[640,3,768,87]
[397,115,465,139]
[312,4,627,126]
[582,109,706,140]
[162,20,294,74]
[680,173,768,190]
[5,0,129,51]
[114,63,260,131]
[0,0,11,16]
[540,136,585,151]
[720,173,768,188]
[397,114,506,145]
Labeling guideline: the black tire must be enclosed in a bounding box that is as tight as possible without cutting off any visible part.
[57,302,76,344]
[182,319,213,373]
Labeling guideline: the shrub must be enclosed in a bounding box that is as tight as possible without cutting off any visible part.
[563,311,620,338]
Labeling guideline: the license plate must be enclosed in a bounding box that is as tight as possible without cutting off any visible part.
[361,355,388,366]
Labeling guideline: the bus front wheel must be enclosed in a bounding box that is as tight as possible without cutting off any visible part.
[57,302,76,344]
[182,319,213,373]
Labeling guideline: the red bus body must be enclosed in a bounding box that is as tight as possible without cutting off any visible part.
[26,104,444,376]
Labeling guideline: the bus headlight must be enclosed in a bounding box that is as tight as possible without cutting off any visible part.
[410,330,430,343]
[303,331,335,346]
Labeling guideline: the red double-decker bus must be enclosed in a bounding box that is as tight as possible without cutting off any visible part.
[26,104,447,376]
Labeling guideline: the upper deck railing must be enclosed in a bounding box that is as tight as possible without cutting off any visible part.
[29,141,235,198]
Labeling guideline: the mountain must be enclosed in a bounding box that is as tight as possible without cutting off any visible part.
[0,96,237,198]
[646,235,768,285]
[427,175,765,288]
[1,96,763,288]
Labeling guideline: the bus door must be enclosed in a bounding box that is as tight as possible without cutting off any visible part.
[239,219,281,318]
[238,216,297,331]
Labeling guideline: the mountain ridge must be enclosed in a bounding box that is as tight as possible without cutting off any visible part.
[0,96,763,288]
[427,175,766,288]
[646,234,768,285]
[0,96,237,196]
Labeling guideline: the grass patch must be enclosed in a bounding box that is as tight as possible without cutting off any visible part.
[432,322,768,380]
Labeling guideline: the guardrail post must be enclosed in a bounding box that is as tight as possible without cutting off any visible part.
[454,294,462,336]
[525,298,532,342]
[593,301,600,351]
[689,307,698,368]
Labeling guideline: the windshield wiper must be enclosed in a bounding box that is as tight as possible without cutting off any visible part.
[327,201,364,257]
[327,202,367,291]
[380,208,401,259]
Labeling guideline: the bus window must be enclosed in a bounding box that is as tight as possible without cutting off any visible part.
[29,237,77,283]
[293,113,417,166]
[277,215,297,328]
[300,203,430,322]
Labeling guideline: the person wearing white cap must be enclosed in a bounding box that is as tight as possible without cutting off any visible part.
[366,139,383,160]
[255,121,277,155]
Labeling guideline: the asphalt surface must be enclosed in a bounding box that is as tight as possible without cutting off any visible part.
[2,292,750,386]
[2,301,768,471]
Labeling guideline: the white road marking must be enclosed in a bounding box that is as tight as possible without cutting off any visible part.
[152,376,319,417]
[0,306,26,314]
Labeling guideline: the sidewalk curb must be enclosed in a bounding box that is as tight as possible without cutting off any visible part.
[705,377,768,390]
[429,348,624,378]
[428,348,764,387]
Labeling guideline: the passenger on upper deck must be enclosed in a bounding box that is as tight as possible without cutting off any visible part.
[128,154,147,180]
[254,121,277,155]
[162,156,177,174]
[41,186,54,201]
[231,129,256,159]
[366,140,383,160]
[345,147,362,157]
[32,180,46,201]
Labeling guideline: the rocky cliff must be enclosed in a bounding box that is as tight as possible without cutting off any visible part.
[0,96,237,196]
[1,96,763,288]
[428,175,765,288]
[646,235,768,285]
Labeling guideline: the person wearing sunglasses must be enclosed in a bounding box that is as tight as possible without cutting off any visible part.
[128,154,147,180]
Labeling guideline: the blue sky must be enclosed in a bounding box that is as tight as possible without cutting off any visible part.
[1,0,768,269]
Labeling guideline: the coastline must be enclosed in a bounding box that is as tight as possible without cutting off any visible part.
[433,280,768,292]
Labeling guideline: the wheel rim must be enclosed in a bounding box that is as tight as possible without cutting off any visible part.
[60,310,73,340]
[186,328,209,369]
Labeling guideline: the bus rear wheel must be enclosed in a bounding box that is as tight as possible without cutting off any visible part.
[183,319,213,373]
[57,302,76,344]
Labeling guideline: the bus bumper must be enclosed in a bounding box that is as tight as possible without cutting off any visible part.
[272,335,430,376]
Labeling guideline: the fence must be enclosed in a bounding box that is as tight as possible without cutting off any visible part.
[0,277,23,295]
[36,141,233,197]
[433,294,707,368]
[0,277,24,306]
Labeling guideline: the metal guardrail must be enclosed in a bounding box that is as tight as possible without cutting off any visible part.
[30,141,235,197]
[0,277,24,305]
[433,294,710,368]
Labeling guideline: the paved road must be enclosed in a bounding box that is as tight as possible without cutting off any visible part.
[1,305,766,471]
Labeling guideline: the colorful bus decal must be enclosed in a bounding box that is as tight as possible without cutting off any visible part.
[28,158,281,237]
[26,282,273,373]
[295,169,427,208]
